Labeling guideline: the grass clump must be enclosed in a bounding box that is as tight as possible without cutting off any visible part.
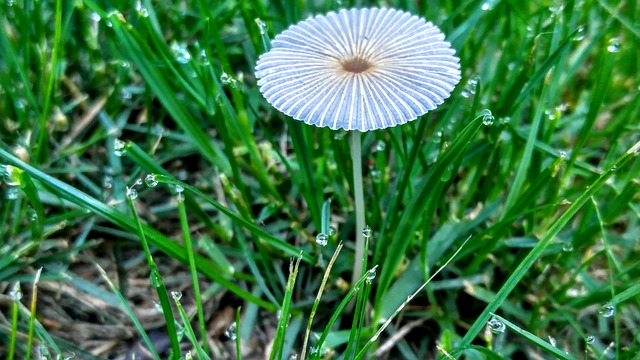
[1,0,639,359]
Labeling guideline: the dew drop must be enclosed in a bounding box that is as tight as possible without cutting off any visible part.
[607,38,620,53]
[145,174,158,187]
[362,225,372,238]
[220,72,238,88]
[102,175,113,189]
[135,2,149,17]
[154,301,164,313]
[309,347,319,356]
[89,12,101,22]
[365,268,376,283]
[375,140,386,152]
[224,323,237,341]
[126,187,138,200]
[559,150,567,159]
[198,49,210,66]
[9,282,22,301]
[1,165,21,186]
[328,226,336,237]
[483,113,494,126]
[6,188,19,200]
[370,169,381,183]
[175,185,184,193]
[255,18,267,35]
[27,207,38,222]
[315,233,328,246]
[585,335,595,344]
[574,25,585,41]
[171,42,192,64]
[481,2,491,11]
[610,165,617,172]
[171,290,182,301]
[114,138,127,157]
[149,272,161,287]
[487,318,506,334]
[598,304,615,318]
[562,243,573,252]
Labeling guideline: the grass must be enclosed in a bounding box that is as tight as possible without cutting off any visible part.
[1,0,639,359]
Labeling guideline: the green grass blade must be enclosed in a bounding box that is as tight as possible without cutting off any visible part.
[96,264,161,360]
[458,140,640,348]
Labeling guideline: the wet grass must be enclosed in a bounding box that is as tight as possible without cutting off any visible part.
[1,0,639,359]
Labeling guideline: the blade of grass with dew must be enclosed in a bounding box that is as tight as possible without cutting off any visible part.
[174,293,211,360]
[310,265,379,360]
[457,140,640,348]
[177,193,209,354]
[126,191,181,358]
[96,264,161,360]
[301,242,344,360]
[374,111,486,319]
[490,314,574,360]
[270,253,303,360]
[0,147,279,310]
[356,237,470,360]
[592,195,621,356]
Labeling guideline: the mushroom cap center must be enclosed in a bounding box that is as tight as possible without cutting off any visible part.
[340,57,373,74]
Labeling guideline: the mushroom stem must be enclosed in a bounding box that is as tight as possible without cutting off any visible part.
[350,131,366,285]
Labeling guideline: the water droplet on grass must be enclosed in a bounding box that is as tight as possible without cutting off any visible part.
[149,273,161,287]
[483,112,494,126]
[145,174,158,187]
[328,226,336,236]
[89,12,101,22]
[586,335,595,344]
[102,175,113,189]
[126,187,138,200]
[6,188,19,200]
[316,233,328,246]
[376,140,386,151]
[366,268,376,283]
[574,25,585,41]
[224,323,237,341]
[199,49,210,66]
[171,42,192,64]
[255,18,268,34]
[599,304,615,318]
[371,169,381,183]
[1,165,21,186]
[154,301,164,313]
[607,38,620,53]
[487,318,505,334]
[114,138,127,156]
[171,291,182,301]
[9,283,22,301]
[362,225,372,238]
[481,2,491,11]
[135,2,149,17]
[562,243,573,252]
